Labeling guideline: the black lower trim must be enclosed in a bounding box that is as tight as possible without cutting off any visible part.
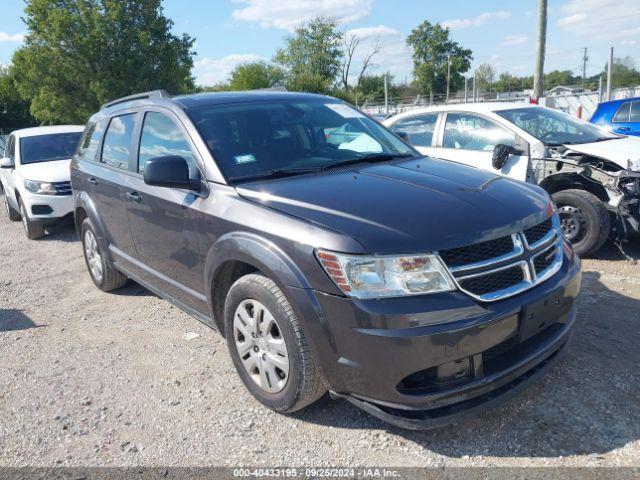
[29,212,74,226]
[335,337,569,430]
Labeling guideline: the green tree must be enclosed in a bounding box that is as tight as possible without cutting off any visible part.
[229,61,284,91]
[406,21,472,95]
[0,66,36,130]
[273,17,343,93]
[12,0,195,124]
[544,70,576,89]
[607,57,640,89]
[356,73,399,102]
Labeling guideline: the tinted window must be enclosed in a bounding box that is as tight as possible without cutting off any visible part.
[77,121,107,162]
[101,114,136,169]
[630,102,640,123]
[443,113,515,151]
[613,102,631,122]
[497,107,616,145]
[187,100,414,182]
[138,112,196,173]
[392,113,438,147]
[20,132,83,165]
[6,135,15,159]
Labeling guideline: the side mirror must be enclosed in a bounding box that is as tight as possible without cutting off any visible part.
[492,144,522,170]
[0,157,15,169]
[396,131,410,142]
[143,155,200,191]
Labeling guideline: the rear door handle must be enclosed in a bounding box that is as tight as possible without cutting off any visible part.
[126,191,142,203]
[87,177,98,185]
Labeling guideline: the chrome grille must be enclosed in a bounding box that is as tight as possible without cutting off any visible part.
[439,217,562,302]
[53,181,72,196]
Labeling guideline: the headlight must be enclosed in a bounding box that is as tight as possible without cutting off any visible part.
[316,249,456,299]
[24,179,57,195]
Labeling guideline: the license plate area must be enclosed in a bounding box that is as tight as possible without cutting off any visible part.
[520,288,564,342]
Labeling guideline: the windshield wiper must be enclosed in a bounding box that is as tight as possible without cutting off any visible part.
[319,152,415,171]
[228,153,415,183]
[228,167,321,184]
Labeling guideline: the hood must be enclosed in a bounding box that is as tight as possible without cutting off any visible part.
[18,159,72,183]
[236,157,551,254]
[564,137,640,171]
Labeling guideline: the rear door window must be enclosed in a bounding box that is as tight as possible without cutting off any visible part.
[392,113,438,147]
[630,102,640,123]
[613,102,631,122]
[137,112,196,174]
[101,114,136,170]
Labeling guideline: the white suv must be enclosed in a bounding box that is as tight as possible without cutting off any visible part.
[1,126,84,239]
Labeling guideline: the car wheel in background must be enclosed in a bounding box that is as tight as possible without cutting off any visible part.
[19,200,45,239]
[224,273,326,413]
[81,218,127,291]
[4,194,20,221]
[553,189,610,256]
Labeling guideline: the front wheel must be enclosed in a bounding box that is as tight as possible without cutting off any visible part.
[224,274,326,413]
[19,201,45,239]
[4,194,20,221]
[552,189,610,256]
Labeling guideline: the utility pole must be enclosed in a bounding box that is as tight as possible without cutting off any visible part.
[472,73,476,102]
[533,0,548,100]
[606,46,614,101]
[464,76,468,103]
[384,73,389,114]
[581,47,588,90]
[446,54,451,102]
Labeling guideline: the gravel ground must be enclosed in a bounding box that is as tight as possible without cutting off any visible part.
[1,195,639,468]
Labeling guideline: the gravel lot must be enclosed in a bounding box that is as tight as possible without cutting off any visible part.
[1,194,639,468]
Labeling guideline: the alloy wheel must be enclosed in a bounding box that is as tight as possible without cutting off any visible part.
[233,299,290,394]
[84,229,103,283]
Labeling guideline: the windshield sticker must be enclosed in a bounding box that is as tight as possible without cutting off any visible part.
[234,154,257,164]
[325,103,365,119]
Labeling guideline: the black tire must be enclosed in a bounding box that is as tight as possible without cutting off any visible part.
[19,200,45,239]
[224,273,326,413]
[4,194,20,221]
[552,189,610,256]
[80,218,127,291]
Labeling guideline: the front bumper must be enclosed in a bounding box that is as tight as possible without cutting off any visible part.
[287,249,581,429]
[17,188,74,224]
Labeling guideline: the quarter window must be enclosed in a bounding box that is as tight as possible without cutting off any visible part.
[77,120,107,162]
[613,102,631,122]
[443,113,515,151]
[630,102,640,123]
[6,135,15,160]
[101,114,136,170]
[137,112,196,173]
[392,113,438,147]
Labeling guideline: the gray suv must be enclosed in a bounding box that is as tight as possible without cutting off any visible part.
[71,90,581,429]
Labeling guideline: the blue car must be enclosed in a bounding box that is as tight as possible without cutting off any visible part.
[590,97,640,136]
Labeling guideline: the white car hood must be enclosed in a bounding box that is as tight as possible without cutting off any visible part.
[19,159,72,183]
[564,137,640,171]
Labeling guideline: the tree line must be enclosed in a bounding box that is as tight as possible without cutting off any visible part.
[2,0,640,129]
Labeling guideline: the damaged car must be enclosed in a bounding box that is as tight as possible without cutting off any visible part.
[384,103,640,256]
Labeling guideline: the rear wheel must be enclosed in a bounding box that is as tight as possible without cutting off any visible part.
[552,189,610,256]
[4,194,20,221]
[19,200,45,239]
[81,218,127,291]
[225,274,326,413]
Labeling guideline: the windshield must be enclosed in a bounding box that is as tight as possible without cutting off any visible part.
[187,99,415,182]
[497,107,618,145]
[20,132,82,165]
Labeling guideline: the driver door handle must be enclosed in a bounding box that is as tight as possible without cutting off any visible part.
[126,191,141,203]
[87,177,98,185]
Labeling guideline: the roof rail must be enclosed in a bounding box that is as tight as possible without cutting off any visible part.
[101,90,170,109]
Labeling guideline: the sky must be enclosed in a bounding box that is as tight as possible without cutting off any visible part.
[0,0,638,86]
